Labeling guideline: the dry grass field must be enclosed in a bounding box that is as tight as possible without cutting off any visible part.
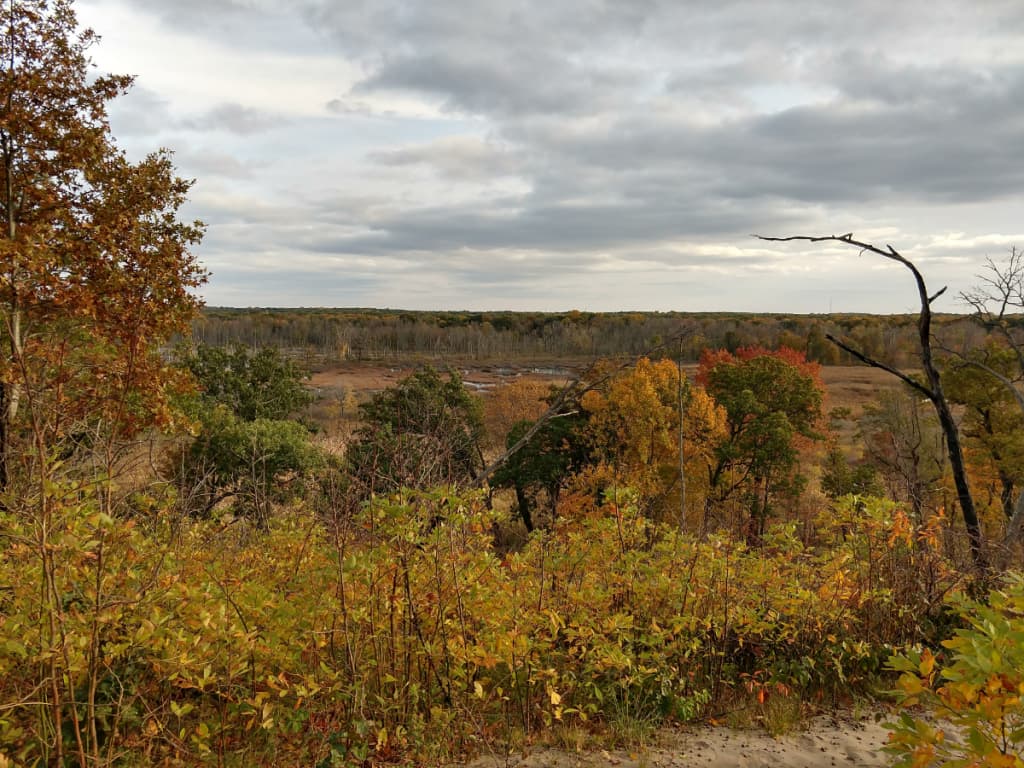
[309,361,898,420]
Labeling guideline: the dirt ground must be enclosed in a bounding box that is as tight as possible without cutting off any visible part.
[308,361,577,398]
[820,366,900,413]
[461,712,894,768]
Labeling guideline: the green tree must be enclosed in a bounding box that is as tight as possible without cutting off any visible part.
[806,323,840,365]
[346,367,484,499]
[699,346,824,540]
[182,343,313,421]
[943,341,1024,522]
[820,444,884,500]
[175,345,319,521]
[180,409,324,523]
[491,412,588,532]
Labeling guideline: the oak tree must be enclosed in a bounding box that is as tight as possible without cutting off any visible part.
[490,412,587,531]
[0,3,204,763]
[346,367,485,501]
[182,343,313,422]
[174,345,320,522]
[1,0,205,488]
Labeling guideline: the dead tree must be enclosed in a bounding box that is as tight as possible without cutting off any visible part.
[756,233,987,571]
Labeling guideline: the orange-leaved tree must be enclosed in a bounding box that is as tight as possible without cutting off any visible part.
[0,4,204,764]
[1,0,206,489]
[483,377,551,451]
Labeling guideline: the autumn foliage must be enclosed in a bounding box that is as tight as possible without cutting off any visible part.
[0,489,960,765]
[7,3,1024,767]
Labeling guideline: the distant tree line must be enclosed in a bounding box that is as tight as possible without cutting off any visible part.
[192,307,992,368]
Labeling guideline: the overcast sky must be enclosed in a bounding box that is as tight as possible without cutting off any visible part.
[74,0,1024,313]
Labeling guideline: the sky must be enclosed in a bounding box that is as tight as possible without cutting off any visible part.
[73,0,1024,313]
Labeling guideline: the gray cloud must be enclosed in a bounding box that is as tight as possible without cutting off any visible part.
[106,85,173,137]
[369,137,522,180]
[183,103,288,135]
[176,148,255,180]
[83,0,1024,310]
[114,0,321,53]
[313,1,1024,221]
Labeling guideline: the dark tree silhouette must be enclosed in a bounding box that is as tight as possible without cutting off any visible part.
[757,233,987,570]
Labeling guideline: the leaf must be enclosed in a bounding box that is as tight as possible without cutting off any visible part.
[919,649,935,678]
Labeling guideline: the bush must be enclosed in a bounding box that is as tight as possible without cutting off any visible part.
[886,574,1024,767]
[0,485,967,765]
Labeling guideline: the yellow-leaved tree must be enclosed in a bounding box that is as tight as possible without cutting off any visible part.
[579,357,726,527]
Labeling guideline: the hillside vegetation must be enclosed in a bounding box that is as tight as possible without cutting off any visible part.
[4,3,1024,767]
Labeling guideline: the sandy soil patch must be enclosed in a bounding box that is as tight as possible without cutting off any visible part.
[462,713,893,768]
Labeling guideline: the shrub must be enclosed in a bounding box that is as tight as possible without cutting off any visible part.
[886,574,1024,767]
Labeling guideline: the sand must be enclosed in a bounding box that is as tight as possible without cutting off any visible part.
[462,713,894,768]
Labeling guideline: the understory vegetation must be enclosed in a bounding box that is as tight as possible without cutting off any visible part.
[4,333,1024,766]
[0,489,965,766]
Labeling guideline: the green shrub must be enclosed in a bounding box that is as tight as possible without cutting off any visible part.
[886,574,1024,767]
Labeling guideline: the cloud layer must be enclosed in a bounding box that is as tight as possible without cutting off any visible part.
[77,0,1024,311]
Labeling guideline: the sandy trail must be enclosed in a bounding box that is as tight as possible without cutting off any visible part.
[463,714,893,768]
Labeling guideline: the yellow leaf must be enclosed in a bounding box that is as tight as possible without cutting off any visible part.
[919,649,935,678]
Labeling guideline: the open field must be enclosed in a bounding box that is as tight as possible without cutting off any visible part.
[310,362,898,407]
[819,366,902,415]
[308,359,578,398]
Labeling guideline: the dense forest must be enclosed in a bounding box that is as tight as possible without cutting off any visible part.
[192,307,993,369]
[3,3,1024,768]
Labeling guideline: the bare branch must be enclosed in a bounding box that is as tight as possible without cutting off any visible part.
[760,232,987,570]
[825,334,934,400]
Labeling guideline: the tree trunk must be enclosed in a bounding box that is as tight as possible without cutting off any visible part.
[514,481,534,533]
[0,380,6,489]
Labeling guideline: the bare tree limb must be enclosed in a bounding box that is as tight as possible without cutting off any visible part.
[825,333,934,400]
[757,233,988,570]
